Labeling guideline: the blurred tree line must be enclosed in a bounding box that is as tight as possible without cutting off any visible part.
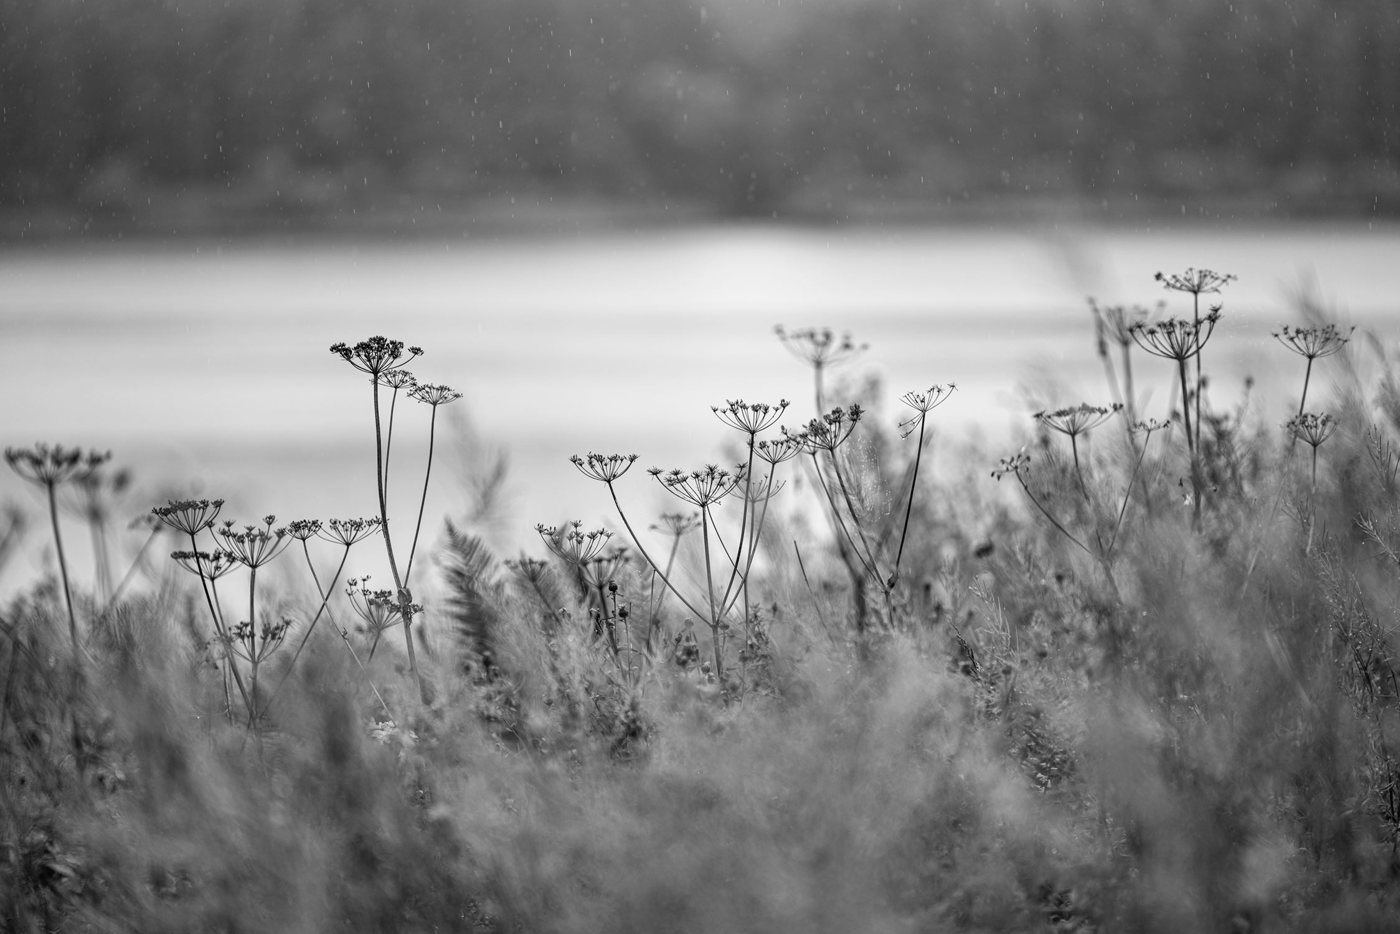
[1,0,1396,222]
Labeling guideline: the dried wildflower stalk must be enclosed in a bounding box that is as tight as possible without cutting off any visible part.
[330,336,457,706]
[6,444,111,663]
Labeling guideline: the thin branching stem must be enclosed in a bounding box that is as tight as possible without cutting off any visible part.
[603,480,708,622]
[369,376,425,703]
[44,481,82,666]
[700,508,723,680]
[892,412,928,580]
[405,403,440,583]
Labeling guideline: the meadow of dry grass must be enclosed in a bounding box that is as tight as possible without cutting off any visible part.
[3,271,1400,933]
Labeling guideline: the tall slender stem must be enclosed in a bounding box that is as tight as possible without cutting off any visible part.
[263,543,352,717]
[405,405,439,583]
[370,377,426,703]
[892,413,928,579]
[45,482,81,666]
[604,481,708,622]
[718,438,756,613]
[701,509,722,681]
[246,566,259,727]
[1192,291,1203,453]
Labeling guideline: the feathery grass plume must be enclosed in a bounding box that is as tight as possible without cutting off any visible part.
[0,503,27,577]
[775,325,867,413]
[1273,323,1354,419]
[438,520,506,684]
[7,444,112,663]
[506,554,572,638]
[1365,424,1400,494]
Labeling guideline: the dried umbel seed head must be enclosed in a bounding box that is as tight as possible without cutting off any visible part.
[898,384,957,438]
[712,399,790,436]
[6,444,111,488]
[1033,403,1123,439]
[346,576,420,632]
[536,521,613,565]
[755,435,804,466]
[171,549,239,580]
[410,383,462,407]
[216,516,292,568]
[991,451,1031,481]
[571,452,639,483]
[585,549,630,584]
[287,519,322,541]
[900,384,957,415]
[1130,418,1172,439]
[1128,314,1221,361]
[788,405,863,453]
[317,516,383,546]
[774,325,867,369]
[152,498,226,536]
[329,336,423,376]
[1273,324,1355,360]
[651,512,701,538]
[376,369,418,390]
[1088,299,1157,351]
[1155,267,1237,296]
[649,464,747,508]
[1286,412,1337,449]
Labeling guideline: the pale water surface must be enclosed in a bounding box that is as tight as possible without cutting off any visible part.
[3,221,1398,585]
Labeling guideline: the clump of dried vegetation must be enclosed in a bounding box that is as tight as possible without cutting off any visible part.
[3,270,1399,932]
